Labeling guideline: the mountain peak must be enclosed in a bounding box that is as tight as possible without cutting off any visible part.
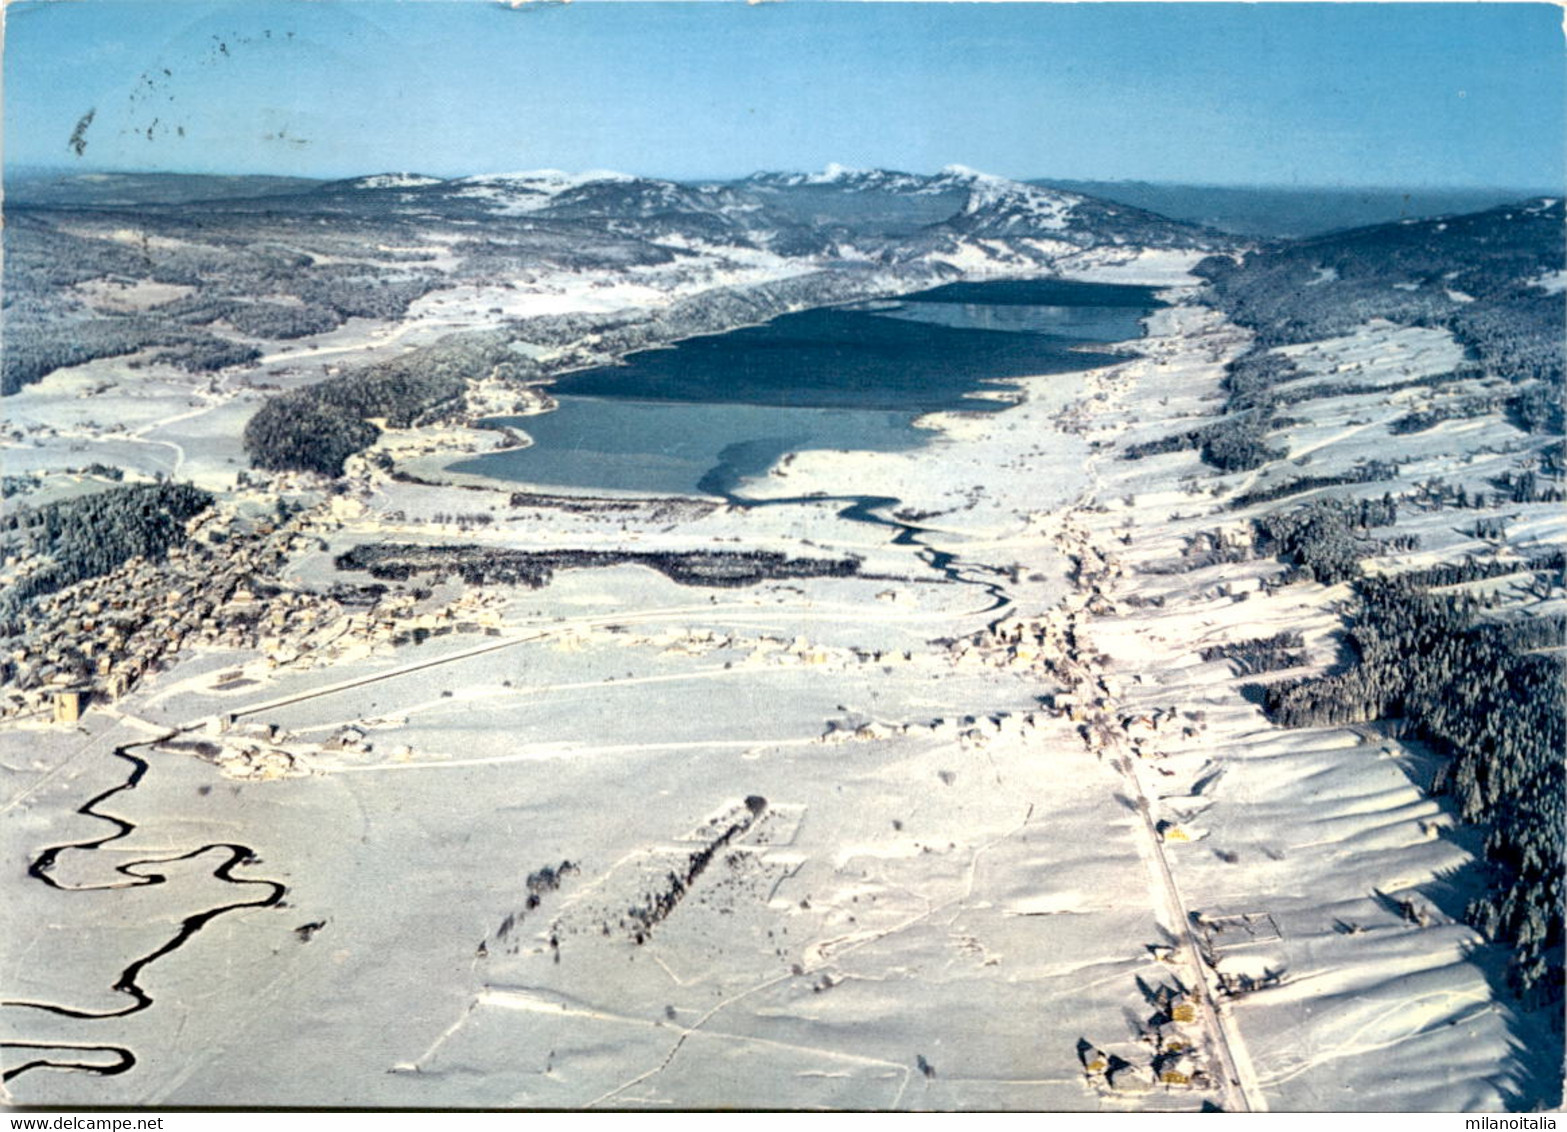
[331,173,445,191]
[448,169,642,215]
[814,162,862,183]
[460,169,636,188]
[937,163,996,181]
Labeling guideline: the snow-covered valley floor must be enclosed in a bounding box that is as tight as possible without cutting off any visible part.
[3,258,1559,1110]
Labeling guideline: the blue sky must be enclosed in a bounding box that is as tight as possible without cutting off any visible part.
[5,1,1563,188]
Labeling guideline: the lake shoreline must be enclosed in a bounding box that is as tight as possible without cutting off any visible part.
[420,277,1160,499]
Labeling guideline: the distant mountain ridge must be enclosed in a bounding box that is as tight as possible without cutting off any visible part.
[8,164,1227,265]
[2,169,322,207]
[307,163,1230,270]
[1032,178,1560,239]
[11,166,1551,244]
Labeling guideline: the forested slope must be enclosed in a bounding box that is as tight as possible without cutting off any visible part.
[1169,200,1566,1006]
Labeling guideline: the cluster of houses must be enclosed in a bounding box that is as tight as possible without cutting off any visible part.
[639,623,919,673]
[2,502,509,727]
[1079,982,1212,1095]
[821,708,1052,751]
[948,607,1080,674]
[1,511,303,724]
[156,720,390,781]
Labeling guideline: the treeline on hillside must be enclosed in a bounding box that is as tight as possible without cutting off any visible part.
[1394,549,1565,590]
[157,294,344,339]
[1125,350,1309,473]
[1506,380,1566,436]
[1268,366,1477,409]
[1227,460,1402,510]
[1389,392,1509,435]
[1193,200,1564,433]
[1262,576,1565,1003]
[1123,339,1517,480]
[1251,496,1405,586]
[1394,468,1565,513]
[1124,410,1283,473]
[2,313,262,395]
[0,482,213,632]
[3,215,445,394]
[242,333,532,475]
[2,217,152,290]
[1495,468,1567,505]
[1198,630,1307,675]
[335,542,861,590]
[241,397,382,478]
[1451,289,1565,390]
[1159,197,1567,1021]
[1133,278,1558,485]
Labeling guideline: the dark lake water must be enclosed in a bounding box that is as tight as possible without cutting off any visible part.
[452,278,1158,495]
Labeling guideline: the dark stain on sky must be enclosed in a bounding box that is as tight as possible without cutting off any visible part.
[108,30,303,153]
[128,65,176,142]
[68,108,96,156]
[263,127,310,149]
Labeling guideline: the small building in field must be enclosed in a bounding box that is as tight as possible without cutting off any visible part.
[51,687,86,726]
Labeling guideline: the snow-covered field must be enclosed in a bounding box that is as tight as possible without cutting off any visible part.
[2,251,1557,1109]
[1,374,1210,1108]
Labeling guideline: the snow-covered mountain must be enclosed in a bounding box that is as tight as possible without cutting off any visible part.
[334,173,446,191]
[14,165,1224,313]
[450,169,639,214]
[744,164,954,195]
[282,164,1223,264]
